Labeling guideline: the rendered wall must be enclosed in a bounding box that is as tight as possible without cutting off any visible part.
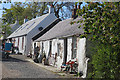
[76,37,88,78]
[67,37,72,62]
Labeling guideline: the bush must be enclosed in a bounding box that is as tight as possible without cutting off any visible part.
[88,43,120,78]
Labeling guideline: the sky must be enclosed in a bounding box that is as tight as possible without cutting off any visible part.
[0,1,87,19]
[0,2,12,18]
[0,0,26,18]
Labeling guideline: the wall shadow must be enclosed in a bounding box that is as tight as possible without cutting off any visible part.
[2,55,28,62]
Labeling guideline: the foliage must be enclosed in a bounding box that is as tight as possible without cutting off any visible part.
[0,23,12,38]
[2,2,74,25]
[2,2,47,25]
[87,43,119,78]
[76,2,120,78]
[77,2,120,48]
[49,2,74,19]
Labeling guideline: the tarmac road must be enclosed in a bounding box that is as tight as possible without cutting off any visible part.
[2,54,60,78]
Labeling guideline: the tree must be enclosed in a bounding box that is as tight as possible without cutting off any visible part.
[2,2,48,25]
[0,23,12,39]
[77,2,120,48]
[23,2,48,18]
[2,2,75,25]
[0,18,12,39]
[76,2,120,78]
[2,2,25,24]
[49,2,74,19]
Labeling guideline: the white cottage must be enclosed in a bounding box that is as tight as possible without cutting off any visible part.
[32,5,90,78]
[34,16,89,78]
[7,6,59,55]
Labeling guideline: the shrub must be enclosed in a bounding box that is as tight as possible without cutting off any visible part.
[88,43,120,78]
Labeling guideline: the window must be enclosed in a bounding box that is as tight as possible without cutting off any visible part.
[38,27,43,31]
[72,37,77,59]
[27,22,35,29]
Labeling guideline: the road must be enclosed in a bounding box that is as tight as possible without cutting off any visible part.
[2,54,61,78]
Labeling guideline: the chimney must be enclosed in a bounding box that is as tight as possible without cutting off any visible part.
[49,4,54,14]
[72,5,78,19]
[24,16,28,23]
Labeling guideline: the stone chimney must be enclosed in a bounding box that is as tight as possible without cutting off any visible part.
[24,16,28,23]
[72,5,78,19]
[49,4,54,14]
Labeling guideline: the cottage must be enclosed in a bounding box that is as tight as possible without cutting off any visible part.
[33,6,89,78]
[7,5,59,55]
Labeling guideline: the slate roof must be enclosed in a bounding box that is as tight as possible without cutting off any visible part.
[32,19,61,41]
[35,16,84,42]
[7,13,52,38]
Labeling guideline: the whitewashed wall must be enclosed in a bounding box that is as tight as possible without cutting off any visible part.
[76,37,88,78]
[56,39,64,69]
[48,39,58,66]
[14,38,18,47]
[25,35,32,55]
[43,41,49,58]
[18,37,22,53]
[38,39,65,69]
[34,37,88,77]
[32,41,35,55]
[12,36,26,55]
[51,39,58,55]
[67,37,72,62]
[20,36,26,55]
[23,36,26,54]
[39,42,43,55]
